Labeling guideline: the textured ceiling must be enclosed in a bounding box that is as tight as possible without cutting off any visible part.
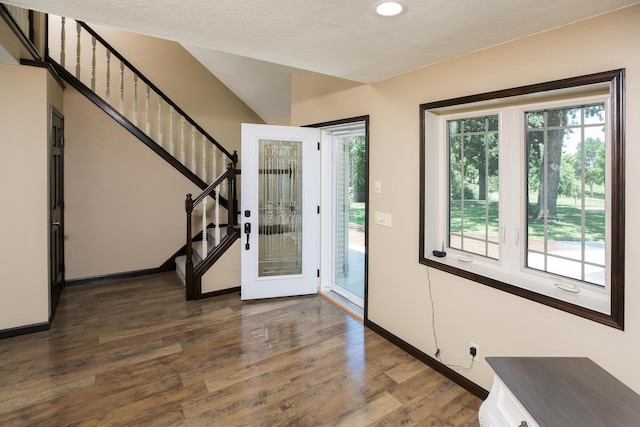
[5,0,639,121]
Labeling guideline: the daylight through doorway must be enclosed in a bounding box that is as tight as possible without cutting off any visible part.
[319,121,367,311]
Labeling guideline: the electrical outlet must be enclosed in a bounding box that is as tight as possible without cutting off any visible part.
[469,342,480,362]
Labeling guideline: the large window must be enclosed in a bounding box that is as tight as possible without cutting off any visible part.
[420,70,625,329]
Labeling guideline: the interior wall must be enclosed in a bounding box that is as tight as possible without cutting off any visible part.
[0,64,50,329]
[201,241,240,293]
[291,5,640,393]
[63,87,201,279]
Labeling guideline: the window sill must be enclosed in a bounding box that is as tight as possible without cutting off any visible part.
[421,255,621,330]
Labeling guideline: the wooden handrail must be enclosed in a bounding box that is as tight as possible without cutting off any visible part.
[184,162,240,299]
[192,163,233,207]
[76,21,235,161]
[0,3,40,60]
[49,59,212,192]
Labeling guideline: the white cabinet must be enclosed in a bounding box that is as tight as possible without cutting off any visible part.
[479,374,537,427]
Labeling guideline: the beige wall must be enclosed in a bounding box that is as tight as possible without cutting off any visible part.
[201,241,241,293]
[292,5,640,393]
[64,87,201,279]
[0,64,61,329]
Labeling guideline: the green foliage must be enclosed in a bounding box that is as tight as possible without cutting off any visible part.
[449,170,476,200]
[349,202,365,227]
[571,137,605,197]
[448,116,499,201]
[348,136,366,202]
[558,155,581,199]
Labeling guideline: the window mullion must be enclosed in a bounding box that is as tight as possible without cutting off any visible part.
[500,107,519,273]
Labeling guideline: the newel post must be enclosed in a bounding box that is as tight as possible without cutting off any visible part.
[185,193,194,300]
[227,162,237,231]
[232,150,239,227]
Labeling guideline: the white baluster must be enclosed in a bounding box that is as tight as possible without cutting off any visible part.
[212,145,218,180]
[105,50,111,102]
[191,126,196,173]
[157,97,163,147]
[90,36,96,91]
[220,170,229,200]
[201,135,207,182]
[214,186,220,245]
[132,75,138,125]
[145,85,150,135]
[60,17,65,67]
[168,106,174,157]
[180,117,186,164]
[119,61,124,114]
[75,22,81,79]
[202,198,208,255]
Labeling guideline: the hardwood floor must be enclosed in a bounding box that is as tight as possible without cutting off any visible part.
[0,272,482,426]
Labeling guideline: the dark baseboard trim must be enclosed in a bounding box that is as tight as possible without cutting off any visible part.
[198,286,241,299]
[66,266,174,286]
[0,321,50,340]
[158,246,186,271]
[365,319,489,400]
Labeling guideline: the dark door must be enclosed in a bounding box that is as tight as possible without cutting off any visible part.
[50,107,64,315]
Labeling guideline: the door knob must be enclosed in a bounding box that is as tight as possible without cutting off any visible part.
[52,221,60,226]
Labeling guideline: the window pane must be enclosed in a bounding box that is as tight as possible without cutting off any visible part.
[464,118,487,132]
[448,115,499,259]
[525,104,606,286]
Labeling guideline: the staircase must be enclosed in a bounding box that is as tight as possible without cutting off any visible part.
[175,225,230,284]
[45,14,241,299]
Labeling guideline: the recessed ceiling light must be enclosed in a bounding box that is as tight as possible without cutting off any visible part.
[375,1,405,17]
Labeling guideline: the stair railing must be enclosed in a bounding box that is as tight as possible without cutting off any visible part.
[2,4,30,36]
[185,159,240,300]
[0,3,38,59]
[46,15,236,187]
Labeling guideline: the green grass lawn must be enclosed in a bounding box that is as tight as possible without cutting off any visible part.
[349,202,365,227]
[450,196,605,242]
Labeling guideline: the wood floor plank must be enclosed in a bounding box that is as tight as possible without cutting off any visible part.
[0,272,482,426]
[385,359,428,384]
[334,391,403,426]
[0,375,96,415]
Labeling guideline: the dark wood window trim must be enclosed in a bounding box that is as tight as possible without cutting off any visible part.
[419,69,625,330]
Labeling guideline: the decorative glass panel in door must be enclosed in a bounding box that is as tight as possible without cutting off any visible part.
[258,140,302,277]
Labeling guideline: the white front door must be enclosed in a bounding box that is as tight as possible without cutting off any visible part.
[241,124,319,300]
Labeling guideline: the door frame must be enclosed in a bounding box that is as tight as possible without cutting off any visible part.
[310,116,369,321]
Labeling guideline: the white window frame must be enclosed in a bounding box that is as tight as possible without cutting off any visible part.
[435,96,610,313]
[419,70,625,329]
